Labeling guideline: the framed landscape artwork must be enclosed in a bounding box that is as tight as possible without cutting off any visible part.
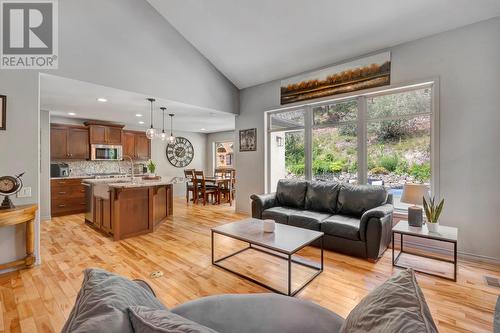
[280,52,391,105]
[239,128,257,152]
[0,95,6,130]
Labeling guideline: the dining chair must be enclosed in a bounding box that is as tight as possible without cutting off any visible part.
[214,168,224,178]
[218,170,235,206]
[194,170,218,205]
[184,169,196,203]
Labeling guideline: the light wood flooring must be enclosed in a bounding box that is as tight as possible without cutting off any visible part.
[1,198,500,333]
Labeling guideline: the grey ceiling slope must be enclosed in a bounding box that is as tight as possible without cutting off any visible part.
[147,0,500,89]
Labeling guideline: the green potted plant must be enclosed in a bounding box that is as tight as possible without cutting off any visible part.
[423,195,444,232]
[146,160,156,177]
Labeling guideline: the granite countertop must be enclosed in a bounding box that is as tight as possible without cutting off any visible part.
[51,173,150,180]
[83,176,186,188]
[51,175,94,180]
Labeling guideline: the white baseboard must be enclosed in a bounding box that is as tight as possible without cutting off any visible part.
[401,239,500,265]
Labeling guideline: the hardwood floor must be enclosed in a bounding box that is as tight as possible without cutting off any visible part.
[1,198,499,333]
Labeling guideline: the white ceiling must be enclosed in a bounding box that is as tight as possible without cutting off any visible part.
[148,0,500,89]
[40,74,235,133]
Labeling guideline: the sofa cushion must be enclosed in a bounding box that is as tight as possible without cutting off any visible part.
[262,206,302,225]
[61,268,167,333]
[321,215,361,241]
[171,294,344,333]
[305,181,341,213]
[128,306,218,333]
[276,179,308,208]
[340,269,438,333]
[288,210,332,231]
[337,184,388,217]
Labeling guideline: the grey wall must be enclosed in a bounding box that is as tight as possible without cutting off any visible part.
[40,111,51,219]
[55,0,238,114]
[206,131,235,173]
[235,17,500,260]
[0,0,238,273]
[151,131,207,197]
[0,72,40,270]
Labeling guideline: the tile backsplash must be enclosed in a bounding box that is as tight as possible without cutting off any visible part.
[57,161,146,176]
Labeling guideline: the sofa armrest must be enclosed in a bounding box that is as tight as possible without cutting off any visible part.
[250,193,276,219]
[359,204,394,260]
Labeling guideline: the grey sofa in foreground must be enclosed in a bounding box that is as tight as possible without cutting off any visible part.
[251,179,394,261]
[62,268,438,333]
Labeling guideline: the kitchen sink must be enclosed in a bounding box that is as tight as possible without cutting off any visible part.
[93,179,133,199]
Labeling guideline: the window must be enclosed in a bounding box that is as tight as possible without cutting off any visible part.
[268,109,305,191]
[267,83,436,211]
[312,100,358,183]
[215,141,234,169]
[366,88,432,209]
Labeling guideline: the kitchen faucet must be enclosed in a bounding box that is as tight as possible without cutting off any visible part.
[123,155,135,182]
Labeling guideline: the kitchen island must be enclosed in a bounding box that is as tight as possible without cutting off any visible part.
[83,176,185,240]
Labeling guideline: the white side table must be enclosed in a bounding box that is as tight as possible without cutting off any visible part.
[392,220,458,281]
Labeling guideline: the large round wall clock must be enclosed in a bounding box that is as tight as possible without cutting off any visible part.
[166,137,194,168]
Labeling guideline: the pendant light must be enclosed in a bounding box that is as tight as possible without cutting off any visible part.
[168,113,176,144]
[159,107,167,141]
[145,98,156,140]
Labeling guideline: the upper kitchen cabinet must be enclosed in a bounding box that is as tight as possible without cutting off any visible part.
[85,121,124,145]
[122,130,151,160]
[51,124,89,160]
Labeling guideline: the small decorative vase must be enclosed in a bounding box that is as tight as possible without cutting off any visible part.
[427,222,439,232]
[263,219,275,233]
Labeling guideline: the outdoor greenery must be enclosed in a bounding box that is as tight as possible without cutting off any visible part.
[284,88,432,186]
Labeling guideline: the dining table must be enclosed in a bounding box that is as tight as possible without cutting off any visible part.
[204,175,234,205]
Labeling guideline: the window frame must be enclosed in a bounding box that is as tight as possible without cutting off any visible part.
[265,79,440,214]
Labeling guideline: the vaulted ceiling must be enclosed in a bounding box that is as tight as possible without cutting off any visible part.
[148,0,500,89]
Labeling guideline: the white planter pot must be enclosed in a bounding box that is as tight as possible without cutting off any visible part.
[427,222,439,232]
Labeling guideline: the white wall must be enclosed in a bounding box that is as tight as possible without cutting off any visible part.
[0,0,238,273]
[235,17,500,260]
[152,131,207,197]
[206,131,235,173]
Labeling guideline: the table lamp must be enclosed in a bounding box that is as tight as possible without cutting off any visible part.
[400,183,429,227]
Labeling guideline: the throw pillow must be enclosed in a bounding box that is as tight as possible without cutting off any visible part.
[340,269,438,333]
[61,268,167,333]
[128,306,219,333]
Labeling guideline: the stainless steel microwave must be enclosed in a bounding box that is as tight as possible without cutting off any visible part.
[90,144,123,161]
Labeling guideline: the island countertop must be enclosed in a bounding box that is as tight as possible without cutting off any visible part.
[82,176,186,188]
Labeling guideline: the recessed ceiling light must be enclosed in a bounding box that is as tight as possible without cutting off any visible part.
[97,98,107,102]
[200,128,206,131]
[136,114,143,117]
[138,121,145,125]
[68,112,76,116]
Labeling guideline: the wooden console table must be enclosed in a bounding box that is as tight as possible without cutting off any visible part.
[0,204,37,270]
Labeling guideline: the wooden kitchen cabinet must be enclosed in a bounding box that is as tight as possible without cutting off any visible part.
[93,197,112,234]
[135,134,150,160]
[51,178,87,216]
[122,130,151,160]
[86,122,124,145]
[50,124,89,160]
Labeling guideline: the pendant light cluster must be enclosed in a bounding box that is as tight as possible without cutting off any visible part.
[145,98,176,143]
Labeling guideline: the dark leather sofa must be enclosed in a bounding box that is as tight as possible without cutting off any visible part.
[251,179,394,261]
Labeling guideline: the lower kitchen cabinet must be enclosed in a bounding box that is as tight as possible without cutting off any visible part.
[94,197,112,234]
[51,178,87,216]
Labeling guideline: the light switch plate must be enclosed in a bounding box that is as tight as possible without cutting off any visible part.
[17,187,32,198]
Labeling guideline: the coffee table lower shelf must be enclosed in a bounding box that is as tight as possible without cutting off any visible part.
[211,230,323,296]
